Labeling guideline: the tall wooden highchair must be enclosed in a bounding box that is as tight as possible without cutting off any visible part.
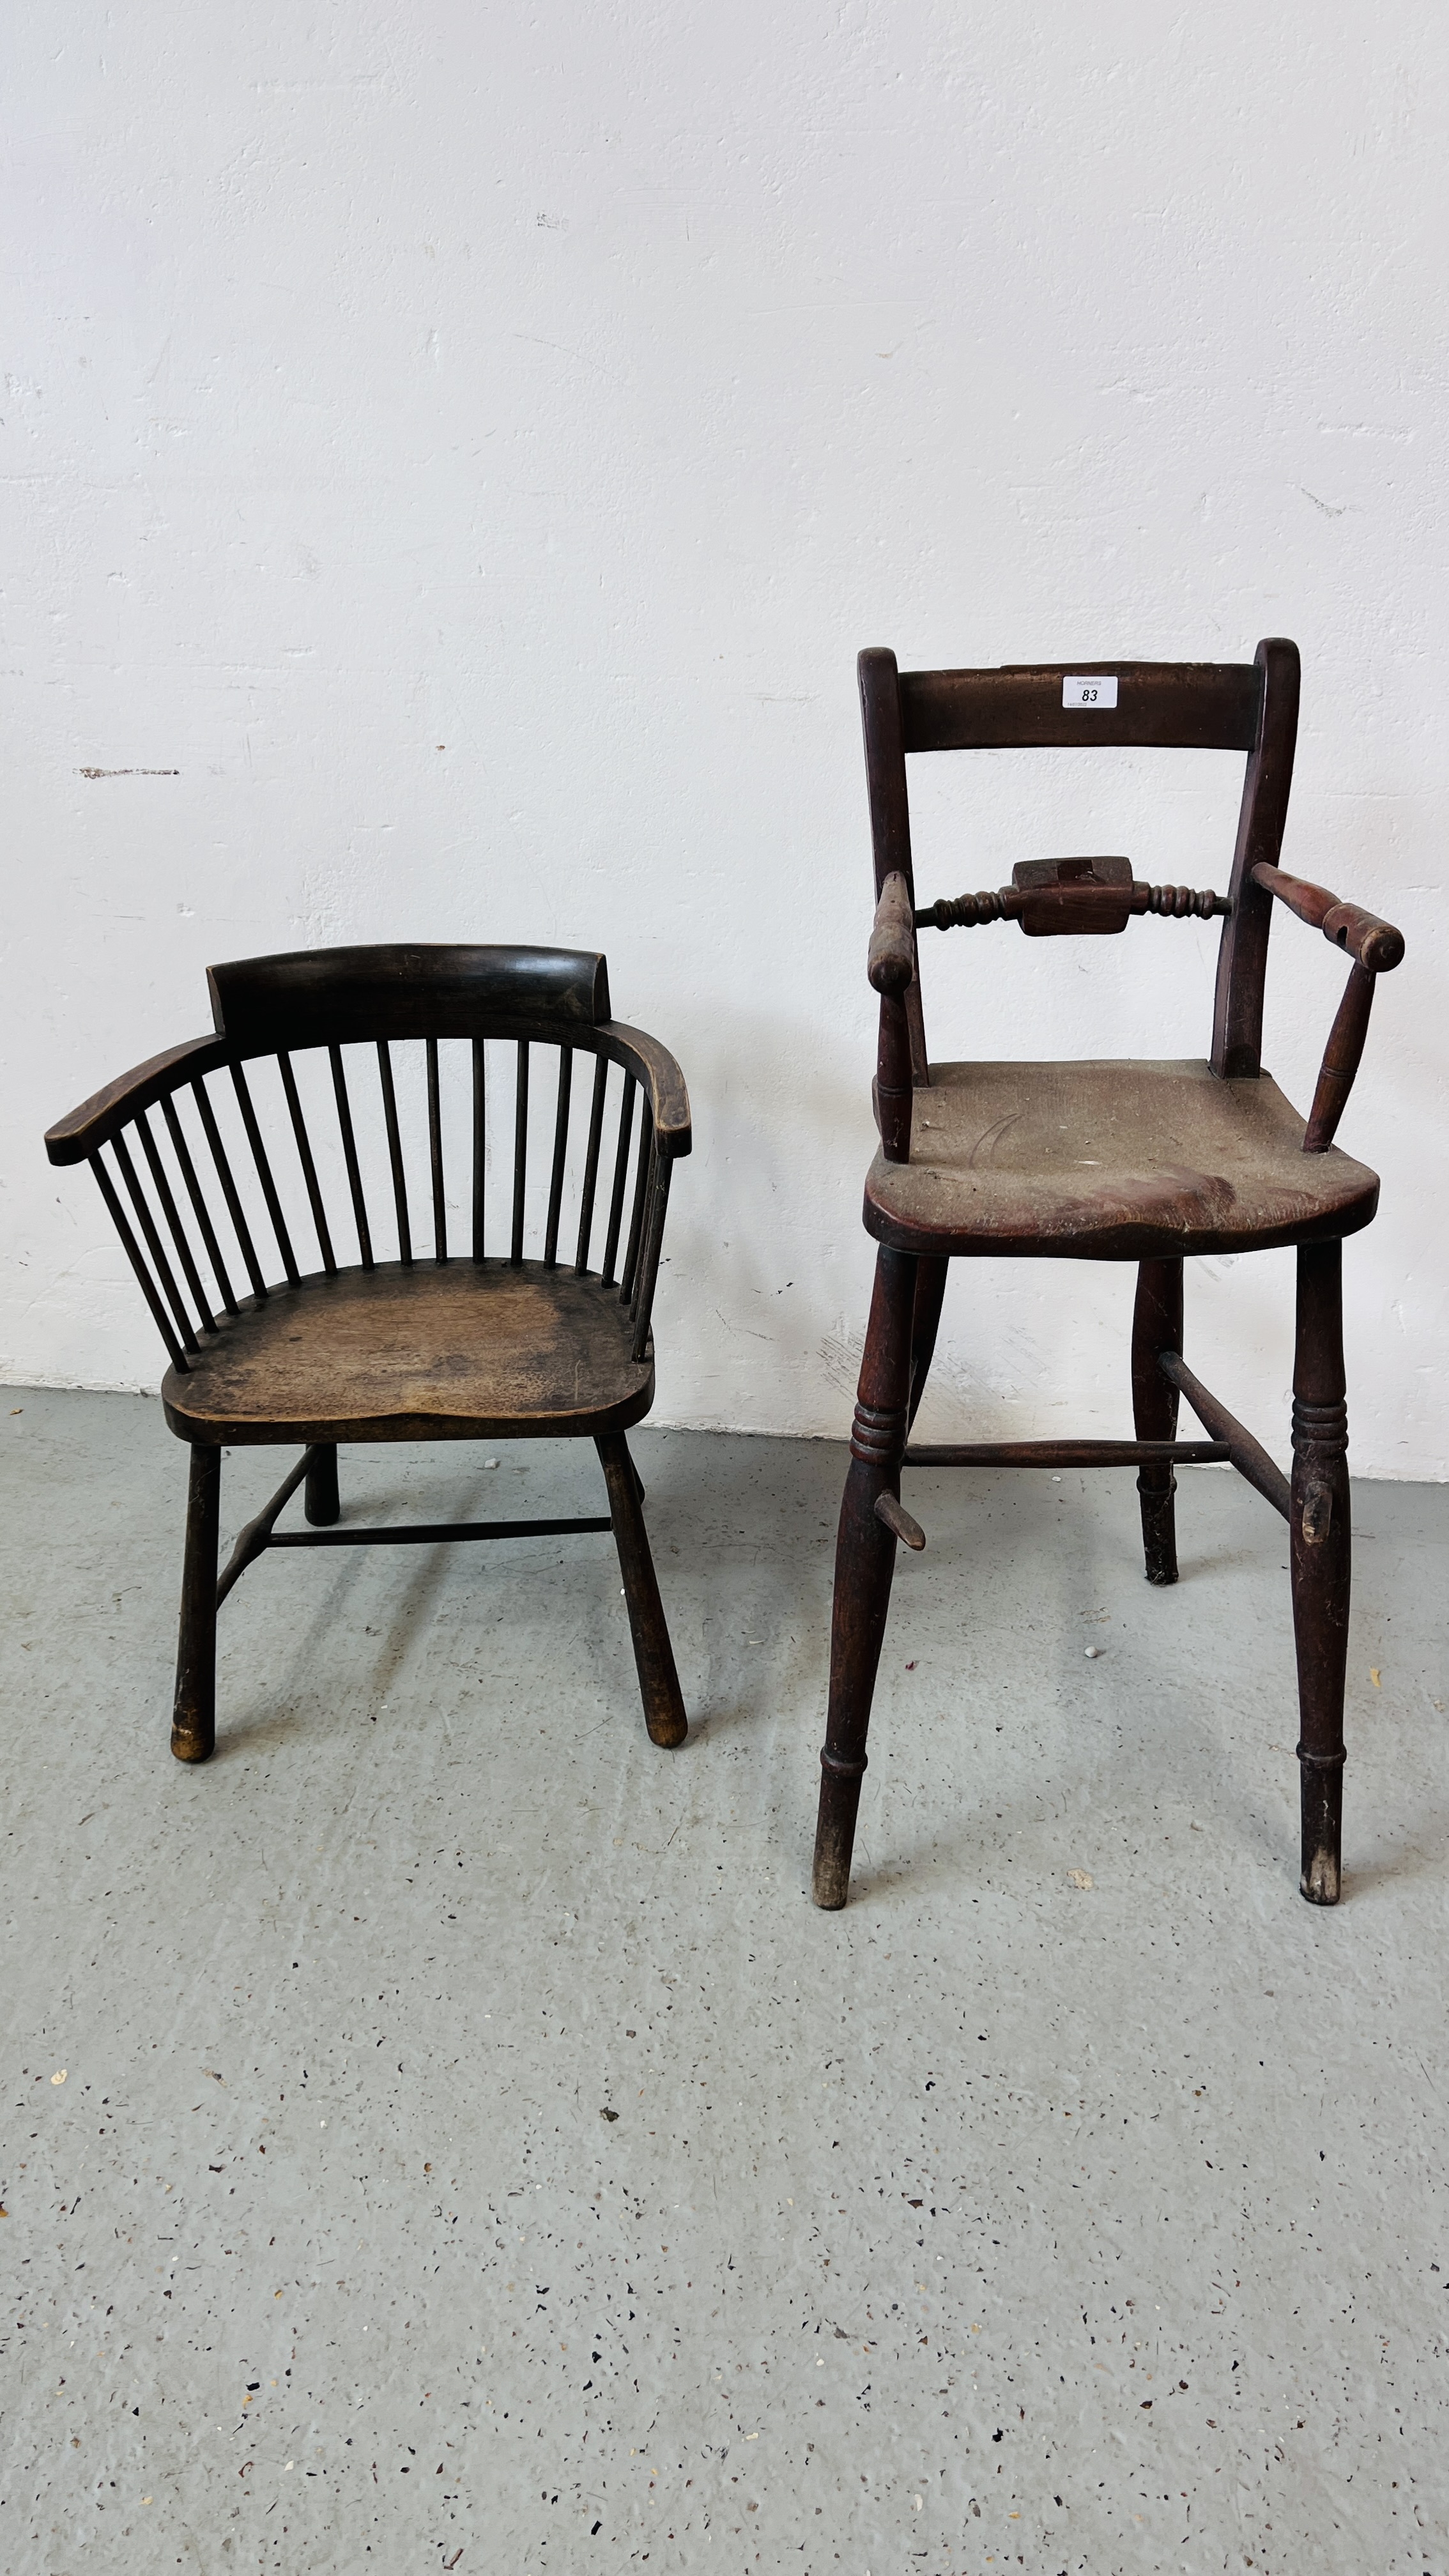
[813,641,1404,1910]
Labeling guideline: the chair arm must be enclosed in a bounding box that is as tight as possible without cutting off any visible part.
[1246,866,1405,1153]
[868,873,916,1161]
[44,1034,229,1166]
[868,871,916,992]
[595,1022,692,1158]
[1250,862,1404,975]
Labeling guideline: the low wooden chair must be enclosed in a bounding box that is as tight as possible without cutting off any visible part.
[45,944,691,1759]
[814,640,1404,1910]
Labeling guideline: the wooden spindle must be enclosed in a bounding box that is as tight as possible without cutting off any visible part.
[89,1149,188,1368]
[620,1122,653,1305]
[543,1046,573,1269]
[471,1038,486,1262]
[231,1063,300,1285]
[601,1075,637,1287]
[1303,962,1376,1153]
[511,1040,530,1266]
[135,1108,215,1335]
[376,1040,412,1264]
[574,1054,609,1276]
[328,1045,374,1270]
[629,1153,672,1361]
[111,1129,199,1351]
[191,1077,268,1301]
[162,1093,239,1317]
[277,1053,336,1277]
[426,1036,447,1264]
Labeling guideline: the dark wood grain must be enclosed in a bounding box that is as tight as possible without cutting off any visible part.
[857,648,928,1080]
[864,1058,1377,1260]
[45,1034,227,1165]
[162,1092,240,1317]
[1159,1351,1291,1519]
[1211,638,1301,1079]
[207,943,611,1053]
[377,1041,412,1263]
[171,1446,220,1760]
[305,1442,340,1526]
[1132,1259,1183,1583]
[1291,1241,1349,1903]
[425,1036,447,1264]
[905,1437,1229,1468]
[868,871,916,991]
[329,1045,373,1270]
[826,632,1386,1908]
[1304,963,1377,1153]
[813,1246,917,1908]
[1250,863,1404,974]
[279,1052,337,1276]
[161,1259,655,1447]
[597,1433,687,1749]
[135,1107,217,1337]
[46,939,691,1768]
[899,660,1261,753]
[595,1023,693,1157]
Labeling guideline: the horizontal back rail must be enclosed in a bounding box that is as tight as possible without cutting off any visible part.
[207,943,611,1055]
[898,662,1262,754]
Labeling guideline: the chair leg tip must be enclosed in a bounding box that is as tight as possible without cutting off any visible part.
[645,1713,687,1750]
[811,1855,851,1910]
[1144,1561,1179,1586]
[1300,1848,1341,1905]
[170,1727,213,1763]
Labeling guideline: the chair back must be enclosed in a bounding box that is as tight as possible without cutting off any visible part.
[47,944,676,1372]
[860,639,1301,1082]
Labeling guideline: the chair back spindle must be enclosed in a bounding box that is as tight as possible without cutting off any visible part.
[277,1053,337,1276]
[471,1037,486,1262]
[511,1041,530,1266]
[425,1036,447,1264]
[544,1046,573,1268]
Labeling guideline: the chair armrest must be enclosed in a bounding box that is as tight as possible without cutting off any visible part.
[44,1035,229,1166]
[868,873,916,1160]
[595,1022,692,1158]
[1250,862,1404,974]
[1246,865,1406,1152]
[868,871,916,992]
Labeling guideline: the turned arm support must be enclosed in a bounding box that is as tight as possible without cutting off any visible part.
[869,871,916,1162]
[1248,862,1405,1153]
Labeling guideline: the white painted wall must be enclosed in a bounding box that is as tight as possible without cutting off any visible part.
[5,2,1446,1476]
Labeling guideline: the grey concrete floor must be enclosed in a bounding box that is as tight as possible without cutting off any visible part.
[2,1388,1448,2576]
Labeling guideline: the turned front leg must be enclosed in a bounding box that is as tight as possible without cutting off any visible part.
[172,1445,220,1762]
[1291,1241,1350,1904]
[813,1246,918,1909]
[1132,1259,1183,1584]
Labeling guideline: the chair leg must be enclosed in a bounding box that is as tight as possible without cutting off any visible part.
[172,1445,220,1763]
[1131,1257,1183,1584]
[596,1433,687,1749]
[305,1443,341,1526]
[1291,1241,1350,1905]
[813,1246,918,1908]
[907,1255,949,1432]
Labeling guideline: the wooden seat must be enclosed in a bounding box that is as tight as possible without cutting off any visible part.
[162,1261,654,1446]
[864,1058,1378,1260]
[813,640,1405,1915]
[46,941,693,1762]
